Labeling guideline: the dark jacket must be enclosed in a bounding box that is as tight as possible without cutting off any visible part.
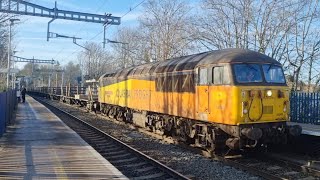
[21,88,26,96]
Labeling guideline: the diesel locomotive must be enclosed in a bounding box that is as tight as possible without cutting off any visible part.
[98,48,301,151]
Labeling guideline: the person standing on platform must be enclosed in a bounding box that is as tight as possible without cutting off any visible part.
[21,86,26,103]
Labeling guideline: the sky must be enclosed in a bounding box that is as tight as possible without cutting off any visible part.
[11,0,145,68]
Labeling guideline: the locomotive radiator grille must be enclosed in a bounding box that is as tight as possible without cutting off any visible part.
[263,106,273,114]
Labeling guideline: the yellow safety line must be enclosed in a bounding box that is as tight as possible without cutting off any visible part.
[51,148,68,180]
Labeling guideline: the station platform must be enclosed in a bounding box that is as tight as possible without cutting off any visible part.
[0,96,128,179]
[289,122,320,136]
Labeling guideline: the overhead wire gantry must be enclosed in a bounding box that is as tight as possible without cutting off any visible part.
[0,0,121,47]
[12,56,58,87]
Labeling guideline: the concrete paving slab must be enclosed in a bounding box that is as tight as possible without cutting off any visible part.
[0,96,128,180]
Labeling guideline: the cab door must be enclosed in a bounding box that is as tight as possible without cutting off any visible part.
[196,67,211,121]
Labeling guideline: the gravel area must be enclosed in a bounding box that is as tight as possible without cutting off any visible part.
[45,99,262,180]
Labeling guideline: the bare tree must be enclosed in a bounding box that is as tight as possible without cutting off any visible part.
[0,0,22,90]
[286,0,320,91]
[18,62,36,77]
[77,42,115,80]
[111,27,150,68]
[63,61,80,85]
[306,36,320,92]
[194,0,320,91]
[195,0,301,53]
[139,0,193,61]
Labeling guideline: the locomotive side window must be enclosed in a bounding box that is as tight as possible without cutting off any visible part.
[172,75,181,91]
[199,67,208,85]
[213,66,230,85]
[164,76,173,92]
[182,74,195,92]
[156,76,164,91]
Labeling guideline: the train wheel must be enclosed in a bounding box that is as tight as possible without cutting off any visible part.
[207,128,216,152]
[175,120,194,144]
[116,111,124,121]
[124,110,133,123]
[208,128,229,154]
[164,117,173,136]
[108,108,114,118]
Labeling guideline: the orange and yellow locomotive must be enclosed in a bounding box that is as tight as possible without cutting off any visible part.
[98,49,301,150]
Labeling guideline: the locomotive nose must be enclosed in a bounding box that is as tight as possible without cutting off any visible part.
[241,128,263,140]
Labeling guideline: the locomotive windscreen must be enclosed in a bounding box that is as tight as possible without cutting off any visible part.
[233,63,286,84]
[234,64,263,83]
[262,64,286,83]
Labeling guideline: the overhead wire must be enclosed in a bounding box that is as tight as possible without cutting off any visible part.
[59,0,146,62]
[121,0,146,18]
[88,0,146,40]
[53,0,110,61]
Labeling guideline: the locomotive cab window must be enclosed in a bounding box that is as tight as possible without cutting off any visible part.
[198,67,211,85]
[213,66,230,85]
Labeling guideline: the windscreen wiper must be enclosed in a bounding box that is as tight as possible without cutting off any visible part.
[244,63,258,71]
[266,64,277,72]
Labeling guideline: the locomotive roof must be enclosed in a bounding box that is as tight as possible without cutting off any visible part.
[101,48,281,78]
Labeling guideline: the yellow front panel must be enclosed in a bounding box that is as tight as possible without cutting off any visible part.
[237,86,289,124]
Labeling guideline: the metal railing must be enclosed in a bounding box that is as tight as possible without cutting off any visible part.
[0,90,17,136]
[30,86,98,97]
[290,92,320,124]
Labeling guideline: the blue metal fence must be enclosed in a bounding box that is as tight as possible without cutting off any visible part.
[0,90,17,137]
[290,92,320,124]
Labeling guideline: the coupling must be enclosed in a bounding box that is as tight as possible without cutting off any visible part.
[241,128,263,140]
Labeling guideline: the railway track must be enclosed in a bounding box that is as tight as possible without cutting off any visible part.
[180,143,320,179]
[222,155,320,180]
[33,95,320,180]
[35,97,190,180]
[287,135,320,157]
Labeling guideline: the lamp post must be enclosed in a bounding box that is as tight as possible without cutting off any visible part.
[12,50,18,89]
[6,18,20,89]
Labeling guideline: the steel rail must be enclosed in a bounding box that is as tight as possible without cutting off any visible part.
[34,96,190,180]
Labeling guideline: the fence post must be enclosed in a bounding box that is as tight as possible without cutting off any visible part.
[316,93,320,123]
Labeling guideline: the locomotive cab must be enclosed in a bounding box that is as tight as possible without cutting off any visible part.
[196,60,301,149]
[233,63,288,124]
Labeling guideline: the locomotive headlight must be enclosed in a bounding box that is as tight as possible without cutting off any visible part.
[242,101,248,115]
[241,91,246,98]
[266,90,272,97]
